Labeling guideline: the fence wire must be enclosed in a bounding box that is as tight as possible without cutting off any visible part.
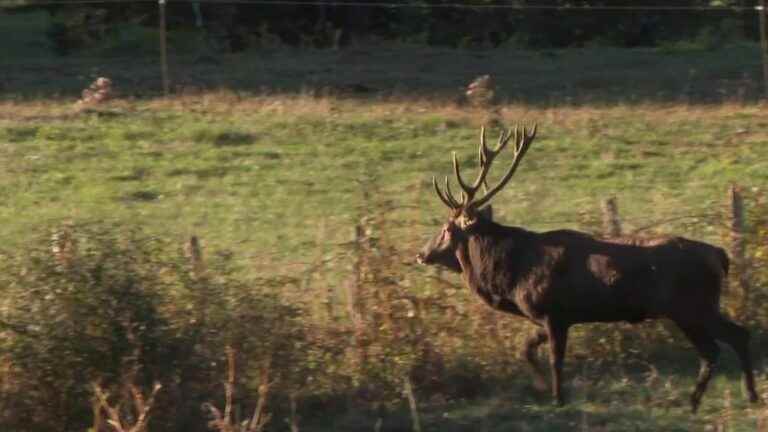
[4,0,766,10]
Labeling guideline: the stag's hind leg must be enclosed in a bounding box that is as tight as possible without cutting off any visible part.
[710,317,759,404]
[522,328,549,392]
[545,319,570,406]
[678,325,720,413]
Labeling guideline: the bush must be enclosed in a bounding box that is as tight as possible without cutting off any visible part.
[46,8,108,56]
[0,222,311,432]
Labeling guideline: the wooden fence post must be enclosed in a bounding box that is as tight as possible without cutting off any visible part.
[345,223,368,372]
[186,235,206,279]
[289,393,300,432]
[729,185,750,315]
[403,376,422,432]
[602,197,622,237]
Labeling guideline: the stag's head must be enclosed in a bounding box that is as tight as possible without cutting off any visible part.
[416,124,537,272]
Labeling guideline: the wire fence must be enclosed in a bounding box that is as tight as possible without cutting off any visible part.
[2,0,766,10]
[3,0,768,105]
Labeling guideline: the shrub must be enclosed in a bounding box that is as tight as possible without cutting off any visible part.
[0,222,311,432]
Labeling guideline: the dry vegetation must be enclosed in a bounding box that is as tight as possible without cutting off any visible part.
[4,89,765,128]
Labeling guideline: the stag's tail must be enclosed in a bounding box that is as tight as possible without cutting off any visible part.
[716,247,730,276]
[714,247,730,308]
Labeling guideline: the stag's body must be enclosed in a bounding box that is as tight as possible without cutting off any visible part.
[417,125,758,412]
[462,226,725,325]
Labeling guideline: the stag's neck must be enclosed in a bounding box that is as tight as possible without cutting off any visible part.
[455,243,477,290]
[455,223,535,313]
[455,225,533,282]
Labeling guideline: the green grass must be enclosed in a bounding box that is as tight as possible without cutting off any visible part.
[2,100,767,265]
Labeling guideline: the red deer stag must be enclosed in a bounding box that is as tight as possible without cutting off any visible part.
[416,125,759,412]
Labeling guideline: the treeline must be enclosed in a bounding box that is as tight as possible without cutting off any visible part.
[7,0,763,54]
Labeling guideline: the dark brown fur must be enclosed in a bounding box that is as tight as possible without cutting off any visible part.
[419,124,758,412]
[418,211,758,412]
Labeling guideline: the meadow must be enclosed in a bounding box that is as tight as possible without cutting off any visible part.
[3,30,768,431]
[2,96,767,273]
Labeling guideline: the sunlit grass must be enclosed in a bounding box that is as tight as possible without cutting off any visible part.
[2,96,766,264]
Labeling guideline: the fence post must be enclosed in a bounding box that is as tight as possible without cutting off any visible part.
[345,223,368,372]
[729,185,750,315]
[602,197,622,237]
[186,235,206,279]
[403,376,422,432]
[158,0,170,96]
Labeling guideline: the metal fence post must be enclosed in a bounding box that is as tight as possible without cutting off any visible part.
[158,0,170,96]
[760,1,768,99]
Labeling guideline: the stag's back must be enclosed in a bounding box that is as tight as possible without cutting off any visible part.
[538,230,729,323]
[606,235,727,319]
[604,235,729,280]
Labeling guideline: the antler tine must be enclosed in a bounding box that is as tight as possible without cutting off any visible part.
[478,126,487,167]
[472,123,537,209]
[479,127,492,193]
[432,124,537,210]
[454,126,524,209]
[470,127,509,193]
[452,151,475,200]
[432,174,464,209]
[432,176,456,209]
[494,126,514,153]
[444,176,462,208]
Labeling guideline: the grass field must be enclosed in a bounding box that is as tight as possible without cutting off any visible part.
[4,16,768,428]
[3,96,768,430]
[2,97,767,266]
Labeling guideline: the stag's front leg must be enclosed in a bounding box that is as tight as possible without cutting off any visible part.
[678,325,720,413]
[545,319,570,406]
[521,328,549,392]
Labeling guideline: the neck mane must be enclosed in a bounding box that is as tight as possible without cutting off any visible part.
[454,221,535,312]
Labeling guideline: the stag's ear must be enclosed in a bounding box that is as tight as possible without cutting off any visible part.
[457,206,492,229]
[477,205,493,221]
[456,213,476,230]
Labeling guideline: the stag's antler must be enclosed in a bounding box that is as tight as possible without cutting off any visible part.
[433,124,537,210]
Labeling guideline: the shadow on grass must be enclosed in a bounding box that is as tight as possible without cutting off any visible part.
[301,384,692,432]
[120,189,162,202]
[299,329,768,432]
[4,126,39,142]
[2,23,764,108]
[212,131,258,147]
[166,164,254,179]
[110,167,150,182]
[189,130,258,147]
